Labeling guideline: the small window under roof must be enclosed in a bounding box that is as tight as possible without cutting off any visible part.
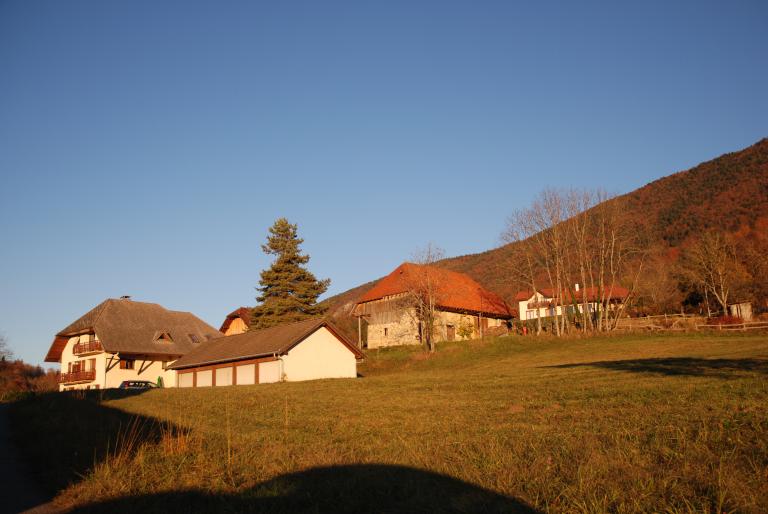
[154,331,173,343]
[188,333,200,344]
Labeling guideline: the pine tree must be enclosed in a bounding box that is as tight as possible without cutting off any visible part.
[250,218,330,330]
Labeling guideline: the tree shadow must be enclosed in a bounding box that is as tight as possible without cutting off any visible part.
[71,464,539,514]
[548,357,768,378]
[9,393,537,514]
[7,389,185,501]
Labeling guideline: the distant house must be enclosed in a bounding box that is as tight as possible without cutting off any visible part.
[170,318,364,386]
[220,307,251,335]
[352,263,513,349]
[45,297,222,391]
[729,302,753,321]
[515,284,629,321]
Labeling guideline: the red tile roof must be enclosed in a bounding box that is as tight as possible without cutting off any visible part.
[219,307,252,333]
[356,263,512,318]
[515,286,630,303]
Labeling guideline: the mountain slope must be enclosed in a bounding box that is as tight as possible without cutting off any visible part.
[325,138,768,315]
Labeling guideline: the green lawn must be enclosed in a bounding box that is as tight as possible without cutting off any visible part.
[10,333,768,513]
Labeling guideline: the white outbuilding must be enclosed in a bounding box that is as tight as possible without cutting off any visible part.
[169,318,364,387]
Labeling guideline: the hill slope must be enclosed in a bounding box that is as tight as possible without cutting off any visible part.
[9,333,768,512]
[325,138,768,312]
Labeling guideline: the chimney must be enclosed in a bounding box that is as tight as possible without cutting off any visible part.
[574,284,580,292]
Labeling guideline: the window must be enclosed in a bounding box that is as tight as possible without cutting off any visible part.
[120,359,135,370]
[384,327,388,337]
[154,331,173,343]
[188,333,200,344]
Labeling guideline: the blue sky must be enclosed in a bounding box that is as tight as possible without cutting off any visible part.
[1,1,766,365]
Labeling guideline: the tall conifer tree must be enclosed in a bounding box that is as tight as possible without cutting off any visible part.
[250,218,330,329]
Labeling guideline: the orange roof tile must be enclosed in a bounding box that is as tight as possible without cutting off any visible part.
[357,263,512,318]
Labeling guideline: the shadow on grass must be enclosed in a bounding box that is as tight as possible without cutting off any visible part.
[71,463,539,514]
[549,357,768,378]
[7,389,185,500]
[9,393,537,513]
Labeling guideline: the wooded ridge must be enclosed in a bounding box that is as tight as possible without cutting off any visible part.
[323,138,768,315]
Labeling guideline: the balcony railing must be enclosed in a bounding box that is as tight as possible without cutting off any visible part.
[59,370,96,384]
[72,340,103,355]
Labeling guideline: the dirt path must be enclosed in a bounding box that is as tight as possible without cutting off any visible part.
[0,404,56,514]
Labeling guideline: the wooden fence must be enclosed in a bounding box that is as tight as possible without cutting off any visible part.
[614,315,768,332]
[695,321,768,331]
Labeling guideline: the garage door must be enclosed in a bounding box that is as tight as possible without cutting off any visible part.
[259,361,281,384]
[196,370,212,387]
[236,364,255,385]
[215,367,232,386]
[178,373,193,388]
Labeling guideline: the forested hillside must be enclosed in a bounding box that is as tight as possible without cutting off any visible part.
[325,138,768,317]
[624,138,768,245]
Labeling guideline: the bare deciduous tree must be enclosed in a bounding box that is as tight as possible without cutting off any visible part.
[503,188,645,334]
[0,333,11,361]
[405,243,446,353]
[681,232,749,316]
[502,210,544,334]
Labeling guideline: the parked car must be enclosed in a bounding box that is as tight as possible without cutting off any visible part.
[118,380,158,390]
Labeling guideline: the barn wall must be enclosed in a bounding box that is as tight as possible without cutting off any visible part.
[365,306,508,349]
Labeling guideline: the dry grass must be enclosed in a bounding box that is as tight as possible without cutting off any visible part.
[10,332,768,513]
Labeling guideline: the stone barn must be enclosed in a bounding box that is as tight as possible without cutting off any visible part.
[352,263,513,349]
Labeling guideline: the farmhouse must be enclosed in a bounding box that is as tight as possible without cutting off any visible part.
[516,284,629,321]
[220,307,251,335]
[45,297,222,391]
[353,263,513,349]
[170,318,364,387]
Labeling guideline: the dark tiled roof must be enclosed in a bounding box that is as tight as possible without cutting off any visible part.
[45,299,221,362]
[219,307,252,332]
[170,318,363,369]
[356,263,512,318]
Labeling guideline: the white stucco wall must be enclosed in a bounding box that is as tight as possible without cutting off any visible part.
[280,327,357,381]
[59,332,180,390]
[103,358,176,389]
[259,360,281,384]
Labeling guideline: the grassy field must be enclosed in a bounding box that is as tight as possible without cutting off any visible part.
[10,332,768,513]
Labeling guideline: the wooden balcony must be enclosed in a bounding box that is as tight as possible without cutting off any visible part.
[73,340,103,355]
[59,370,96,384]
